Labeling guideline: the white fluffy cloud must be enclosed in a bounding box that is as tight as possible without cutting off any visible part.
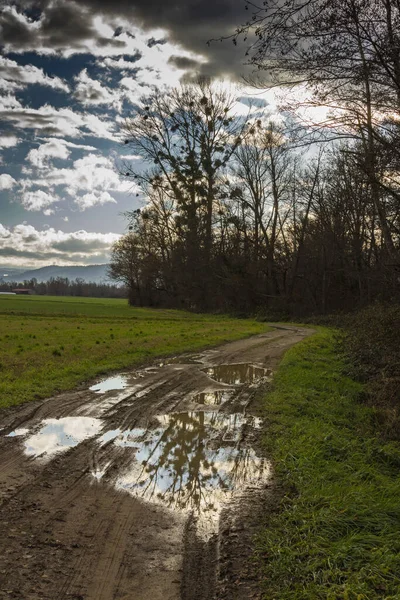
[0,5,213,253]
[119,75,153,100]
[0,223,120,267]
[74,69,122,111]
[36,153,127,194]
[20,153,137,212]
[0,134,21,149]
[101,56,142,71]
[26,138,97,169]
[21,190,59,211]
[0,94,23,110]
[0,57,69,93]
[0,173,17,190]
[27,140,70,169]
[99,28,207,105]
[76,190,117,210]
[119,154,142,161]
[0,104,116,139]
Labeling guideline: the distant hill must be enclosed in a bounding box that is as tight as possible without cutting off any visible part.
[0,267,27,278]
[3,264,111,284]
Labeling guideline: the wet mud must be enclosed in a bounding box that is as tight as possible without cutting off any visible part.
[0,325,312,600]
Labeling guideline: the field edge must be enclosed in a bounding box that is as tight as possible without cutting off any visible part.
[0,296,269,410]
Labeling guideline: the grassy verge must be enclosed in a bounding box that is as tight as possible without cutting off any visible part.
[0,295,267,409]
[258,328,400,599]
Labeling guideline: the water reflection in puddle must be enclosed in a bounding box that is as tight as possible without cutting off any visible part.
[205,364,269,385]
[90,375,128,394]
[98,411,269,535]
[7,428,29,437]
[192,390,232,405]
[10,417,103,459]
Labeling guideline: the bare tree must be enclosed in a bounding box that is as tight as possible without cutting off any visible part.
[121,80,248,307]
[229,119,296,296]
[228,0,400,255]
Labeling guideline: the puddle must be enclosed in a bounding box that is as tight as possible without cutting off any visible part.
[204,363,270,385]
[99,428,123,444]
[92,462,111,481]
[192,390,232,406]
[10,417,103,459]
[253,417,263,429]
[7,428,29,437]
[90,375,128,394]
[97,411,269,536]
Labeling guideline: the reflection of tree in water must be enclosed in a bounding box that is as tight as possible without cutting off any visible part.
[205,364,267,385]
[120,412,266,515]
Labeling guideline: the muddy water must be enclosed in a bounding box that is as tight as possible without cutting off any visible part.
[192,389,232,405]
[7,427,29,437]
[204,363,271,385]
[90,374,129,393]
[96,411,268,536]
[7,406,267,535]
[0,326,313,600]
[8,416,103,459]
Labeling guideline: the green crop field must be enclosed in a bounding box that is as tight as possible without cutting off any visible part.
[0,295,267,409]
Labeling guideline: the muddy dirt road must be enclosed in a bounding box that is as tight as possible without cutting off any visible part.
[0,325,312,600]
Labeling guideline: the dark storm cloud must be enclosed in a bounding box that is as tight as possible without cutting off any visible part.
[53,238,110,252]
[0,247,36,258]
[168,55,202,71]
[0,104,115,138]
[0,2,133,56]
[0,246,62,260]
[39,3,95,46]
[96,37,126,49]
[66,0,249,77]
[0,3,93,49]
[0,108,67,136]
[2,0,253,79]
[0,108,61,132]
[146,37,167,48]
[0,6,36,46]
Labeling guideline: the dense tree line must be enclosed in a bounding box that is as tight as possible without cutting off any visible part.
[110,1,400,315]
[0,277,127,298]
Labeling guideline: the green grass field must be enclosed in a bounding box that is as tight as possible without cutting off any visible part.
[257,329,400,599]
[0,295,267,409]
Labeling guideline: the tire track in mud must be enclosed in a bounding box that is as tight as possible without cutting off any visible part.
[0,325,312,600]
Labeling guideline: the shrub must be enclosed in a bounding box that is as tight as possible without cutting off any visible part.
[345,304,400,439]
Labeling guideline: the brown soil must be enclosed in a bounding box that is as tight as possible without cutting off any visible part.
[0,325,312,600]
